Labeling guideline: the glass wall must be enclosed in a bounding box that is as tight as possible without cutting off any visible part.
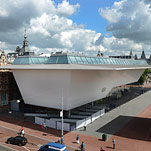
[13,55,148,66]
[13,57,48,65]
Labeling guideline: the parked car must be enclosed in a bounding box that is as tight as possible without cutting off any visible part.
[6,136,27,146]
[39,142,66,151]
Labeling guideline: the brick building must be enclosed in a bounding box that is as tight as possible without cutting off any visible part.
[0,50,8,66]
[0,70,22,112]
[0,50,21,111]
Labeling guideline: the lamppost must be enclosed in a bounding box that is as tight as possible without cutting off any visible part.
[61,94,64,143]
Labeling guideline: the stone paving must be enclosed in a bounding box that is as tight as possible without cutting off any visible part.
[0,84,151,150]
[76,85,151,139]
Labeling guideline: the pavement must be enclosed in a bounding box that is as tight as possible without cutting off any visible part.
[0,83,151,151]
[76,85,151,139]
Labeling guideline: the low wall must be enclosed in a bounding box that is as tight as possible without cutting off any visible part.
[76,108,105,129]
[35,108,105,131]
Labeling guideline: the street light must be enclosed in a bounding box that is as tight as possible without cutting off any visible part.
[8,99,21,104]
[60,91,64,144]
[8,99,21,114]
[8,111,12,114]
[16,100,20,103]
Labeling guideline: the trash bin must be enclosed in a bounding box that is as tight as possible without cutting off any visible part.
[102,134,107,141]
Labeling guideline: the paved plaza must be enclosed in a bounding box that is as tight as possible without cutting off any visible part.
[76,85,151,139]
[0,84,151,150]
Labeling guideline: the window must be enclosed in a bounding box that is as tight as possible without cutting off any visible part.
[91,58,97,64]
[81,57,88,64]
[95,58,100,64]
[57,56,68,64]
[86,57,93,64]
[69,56,77,64]
[107,58,112,64]
[45,145,49,148]
[0,93,8,106]
[103,58,109,64]
[13,58,21,64]
[75,56,82,64]
[20,57,29,64]
[48,56,58,64]
[67,56,72,64]
[111,59,116,64]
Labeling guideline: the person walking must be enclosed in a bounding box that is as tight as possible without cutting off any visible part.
[80,141,85,151]
[112,138,115,149]
[20,127,24,137]
[41,123,44,131]
[76,135,79,144]
[43,120,47,131]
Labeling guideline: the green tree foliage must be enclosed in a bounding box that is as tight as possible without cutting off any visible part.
[138,69,151,85]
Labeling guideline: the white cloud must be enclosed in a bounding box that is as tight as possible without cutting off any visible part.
[0,41,7,49]
[0,0,80,52]
[99,0,151,45]
[57,0,80,17]
[99,1,124,23]
[30,46,40,54]
[0,0,151,58]
[29,13,51,37]
[58,29,102,52]
[0,8,8,17]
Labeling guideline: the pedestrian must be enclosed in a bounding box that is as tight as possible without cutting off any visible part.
[20,127,24,137]
[80,141,85,151]
[61,137,64,144]
[41,123,44,130]
[43,120,47,131]
[84,126,86,131]
[112,138,115,149]
[76,135,79,144]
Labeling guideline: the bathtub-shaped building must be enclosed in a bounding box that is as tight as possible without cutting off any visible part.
[2,52,150,110]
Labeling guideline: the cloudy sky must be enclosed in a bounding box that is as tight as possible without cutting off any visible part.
[0,0,151,57]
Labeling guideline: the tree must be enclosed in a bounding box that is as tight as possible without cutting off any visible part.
[138,69,151,85]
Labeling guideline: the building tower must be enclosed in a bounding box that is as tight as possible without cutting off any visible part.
[0,50,8,66]
[19,28,30,55]
[23,28,30,52]
[7,28,34,62]
[130,50,133,56]
[134,54,138,60]
[140,50,146,60]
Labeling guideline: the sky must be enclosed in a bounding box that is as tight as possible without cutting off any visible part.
[0,0,151,57]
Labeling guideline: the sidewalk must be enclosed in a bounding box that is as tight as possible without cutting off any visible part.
[0,114,102,151]
[75,87,151,139]
[0,86,151,151]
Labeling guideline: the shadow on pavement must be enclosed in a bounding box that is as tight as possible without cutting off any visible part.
[97,116,133,135]
[106,146,113,149]
[97,115,151,141]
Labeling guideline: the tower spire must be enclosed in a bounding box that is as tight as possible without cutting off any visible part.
[24,27,27,40]
[20,27,30,53]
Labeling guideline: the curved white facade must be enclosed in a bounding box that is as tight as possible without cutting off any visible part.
[11,65,146,110]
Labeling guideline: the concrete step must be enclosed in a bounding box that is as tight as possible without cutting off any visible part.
[24,113,48,117]
[50,118,78,123]
[91,105,105,110]
[70,115,89,119]
[72,111,93,116]
[85,109,99,112]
